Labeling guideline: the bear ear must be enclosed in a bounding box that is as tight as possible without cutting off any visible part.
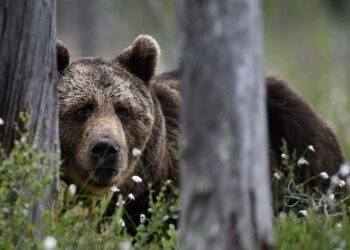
[57,40,70,72]
[115,35,160,82]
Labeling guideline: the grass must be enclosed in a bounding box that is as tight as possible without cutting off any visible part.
[276,212,349,250]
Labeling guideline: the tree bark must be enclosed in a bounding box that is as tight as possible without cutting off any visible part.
[177,1,274,249]
[0,0,58,236]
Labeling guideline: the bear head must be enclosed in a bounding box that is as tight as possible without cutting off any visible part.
[57,35,161,194]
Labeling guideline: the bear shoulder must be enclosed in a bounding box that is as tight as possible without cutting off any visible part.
[266,76,343,177]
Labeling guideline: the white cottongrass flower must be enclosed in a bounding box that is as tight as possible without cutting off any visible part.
[278,212,287,219]
[319,172,329,179]
[132,148,141,157]
[298,210,308,218]
[128,193,135,200]
[68,184,77,196]
[140,214,146,224]
[336,223,342,229]
[131,175,142,183]
[119,241,132,250]
[340,163,350,177]
[331,175,346,187]
[307,145,316,152]
[0,118,4,126]
[163,215,169,221]
[43,236,57,250]
[297,157,309,166]
[110,185,120,193]
[119,219,125,227]
[331,175,340,185]
[116,200,125,207]
[328,194,335,201]
[281,153,287,159]
[338,180,346,188]
[23,209,28,216]
[273,172,281,180]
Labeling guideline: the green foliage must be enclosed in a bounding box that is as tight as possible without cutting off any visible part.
[134,182,180,249]
[0,129,54,249]
[273,143,350,250]
[276,212,350,250]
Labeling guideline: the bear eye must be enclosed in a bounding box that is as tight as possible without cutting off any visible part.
[75,105,92,121]
[116,107,130,122]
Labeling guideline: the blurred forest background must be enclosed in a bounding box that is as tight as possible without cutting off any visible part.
[58,0,350,158]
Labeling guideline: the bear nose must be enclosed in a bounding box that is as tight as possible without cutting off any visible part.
[91,138,120,161]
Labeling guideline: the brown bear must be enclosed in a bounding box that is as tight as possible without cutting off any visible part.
[57,36,179,202]
[57,35,344,216]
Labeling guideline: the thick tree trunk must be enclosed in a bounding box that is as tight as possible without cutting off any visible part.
[0,0,58,236]
[177,1,274,249]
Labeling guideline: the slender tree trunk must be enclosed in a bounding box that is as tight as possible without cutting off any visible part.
[177,1,274,249]
[0,0,58,236]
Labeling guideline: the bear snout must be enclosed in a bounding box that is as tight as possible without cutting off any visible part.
[90,138,120,169]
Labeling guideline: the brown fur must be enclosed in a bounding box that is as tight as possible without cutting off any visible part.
[266,77,344,184]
